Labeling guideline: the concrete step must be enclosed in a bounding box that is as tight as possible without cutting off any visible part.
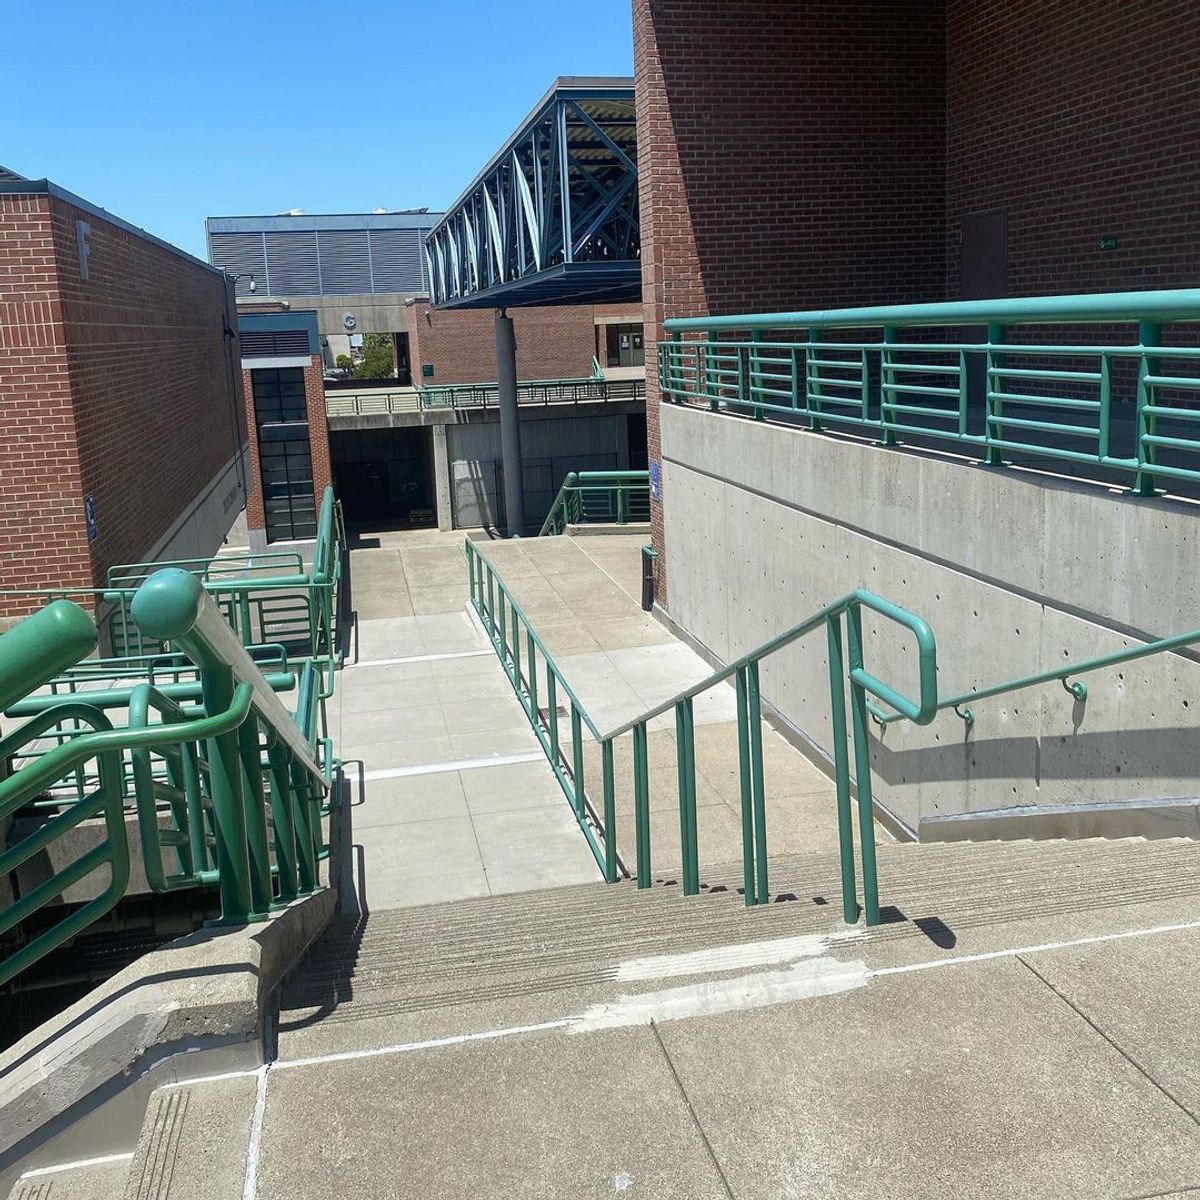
[6,1156,131,1199]
[121,1077,258,1200]
[280,836,1200,1050]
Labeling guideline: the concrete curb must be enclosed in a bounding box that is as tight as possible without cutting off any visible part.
[920,797,1200,843]
[0,887,336,1188]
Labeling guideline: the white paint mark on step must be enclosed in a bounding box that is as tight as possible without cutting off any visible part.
[19,1151,134,1179]
[349,648,492,670]
[360,750,544,782]
[572,957,871,1033]
[614,930,867,982]
[275,1018,576,1072]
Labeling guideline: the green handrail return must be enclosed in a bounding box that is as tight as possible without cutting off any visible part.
[466,540,937,926]
[660,288,1200,494]
[0,568,337,988]
[539,471,652,536]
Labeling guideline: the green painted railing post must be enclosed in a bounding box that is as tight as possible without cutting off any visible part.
[735,666,757,906]
[846,605,881,926]
[826,615,859,924]
[807,328,823,432]
[547,672,560,761]
[512,609,521,684]
[486,566,497,637]
[747,660,769,903]
[570,704,585,818]
[601,738,617,883]
[1134,320,1162,495]
[750,330,764,420]
[268,737,299,902]
[290,760,318,893]
[706,330,720,412]
[498,591,508,663]
[616,485,628,525]
[1098,352,1113,461]
[238,713,275,914]
[527,632,538,717]
[632,721,651,889]
[985,322,1007,466]
[881,327,898,445]
[201,662,257,922]
[675,697,699,895]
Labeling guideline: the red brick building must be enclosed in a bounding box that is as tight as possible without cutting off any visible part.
[634,0,1200,597]
[0,178,248,616]
[405,298,643,385]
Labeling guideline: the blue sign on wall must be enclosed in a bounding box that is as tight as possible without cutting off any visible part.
[650,460,661,503]
[85,495,99,543]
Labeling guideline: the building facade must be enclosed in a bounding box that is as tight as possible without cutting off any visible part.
[0,178,248,616]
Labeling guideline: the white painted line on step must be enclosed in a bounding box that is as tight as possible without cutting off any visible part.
[275,1018,576,1072]
[871,915,1200,980]
[614,930,867,982]
[360,751,544,782]
[575,958,870,1032]
[241,1064,270,1200]
[157,1066,263,1091]
[350,648,492,669]
[19,1151,135,1179]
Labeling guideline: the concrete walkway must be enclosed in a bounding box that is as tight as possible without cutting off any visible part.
[329,528,599,910]
[477,534,859,875]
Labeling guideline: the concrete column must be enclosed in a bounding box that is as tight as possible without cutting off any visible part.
[432,421,453,532]
[495,311,525,536]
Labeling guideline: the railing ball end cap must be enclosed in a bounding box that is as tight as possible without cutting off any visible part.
[131,568,205,641]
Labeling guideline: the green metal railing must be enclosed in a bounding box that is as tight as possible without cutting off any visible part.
[539,471,652,536]
[420,376,645,410]
[0,569,337,987]
[466,541,937,926]
[660,289,1200,493]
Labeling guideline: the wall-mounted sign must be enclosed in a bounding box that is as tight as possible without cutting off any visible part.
[342,313,357,330]
[649,461,661,503]
[84,494,99,542]
[422,364,435,378]
[1099,234,1119,251]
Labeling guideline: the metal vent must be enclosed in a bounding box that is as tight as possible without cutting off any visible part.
[241,329,310,358]
[209,232,268,296]
[317,230,372,295]
[369,228,425,293]
[264,231,320,295]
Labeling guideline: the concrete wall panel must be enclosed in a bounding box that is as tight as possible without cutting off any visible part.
[660,403,1200,830]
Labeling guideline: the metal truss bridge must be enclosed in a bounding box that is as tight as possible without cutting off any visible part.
[426,77,640,310]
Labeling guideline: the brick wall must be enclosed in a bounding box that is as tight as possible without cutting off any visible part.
[633,0,947,600]
[405,300,640,384]
[0,194,92,612]
[946,0,1200,298]
[50,193,247,581]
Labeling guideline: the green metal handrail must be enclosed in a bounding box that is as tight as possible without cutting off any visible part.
[420,377,646,411]
[466,540,937,926]
[0,562,338,985]
[539,471,652,536]
[870,624,1200,729]
[660,288,1200,495]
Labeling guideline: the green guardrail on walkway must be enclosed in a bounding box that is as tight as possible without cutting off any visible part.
[539,471,651,536]
[419,377,645,411]
[0,566,340,988]
[660,288,1200,494]
[466,539,1200,928]
[466,539,937,926]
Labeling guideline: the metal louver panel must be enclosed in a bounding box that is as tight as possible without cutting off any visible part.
[208,232,267,296]
[240,329,310,358]
[264,231,320,295]
[317,230,372,294]
[369,229,424,293]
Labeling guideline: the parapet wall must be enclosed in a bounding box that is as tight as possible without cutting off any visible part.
[660,402,1200,833]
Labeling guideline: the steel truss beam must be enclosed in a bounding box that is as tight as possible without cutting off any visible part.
[426,83,639,308]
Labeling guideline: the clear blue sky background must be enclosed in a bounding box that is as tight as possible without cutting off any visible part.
[2,0,634,259]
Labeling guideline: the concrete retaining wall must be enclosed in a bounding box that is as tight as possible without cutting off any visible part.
[660,403,1200,832]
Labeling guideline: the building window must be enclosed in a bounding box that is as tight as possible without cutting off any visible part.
[252,368,316,541]
[604,322,645,369]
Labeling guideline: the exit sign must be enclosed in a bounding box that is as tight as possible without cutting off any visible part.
[1099,234,1119,251]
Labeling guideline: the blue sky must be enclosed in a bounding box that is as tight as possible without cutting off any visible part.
[2,0,634,259]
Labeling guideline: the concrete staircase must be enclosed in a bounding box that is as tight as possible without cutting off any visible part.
[12,835,1200,1198]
